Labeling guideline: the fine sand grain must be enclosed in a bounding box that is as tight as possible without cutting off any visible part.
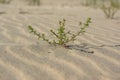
[0,0,120,80]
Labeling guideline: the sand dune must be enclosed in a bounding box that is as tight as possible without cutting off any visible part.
[0,1,120,80]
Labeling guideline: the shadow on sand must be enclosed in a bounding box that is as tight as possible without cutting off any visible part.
[66,43,120,54]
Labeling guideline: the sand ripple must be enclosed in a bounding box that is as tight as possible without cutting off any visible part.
[0,5,120,80]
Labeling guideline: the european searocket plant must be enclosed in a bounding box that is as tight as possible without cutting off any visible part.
[28,18,91,47]
[26,0,40,6]
[101,0,120,19]
[0,0,11,4]
[82,0,120,19]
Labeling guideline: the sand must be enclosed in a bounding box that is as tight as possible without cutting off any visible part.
[0,0,120,80]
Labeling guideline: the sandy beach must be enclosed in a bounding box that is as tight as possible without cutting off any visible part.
[0,0,120,80]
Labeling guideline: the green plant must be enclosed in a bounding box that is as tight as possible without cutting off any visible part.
[82,0,120,19]
[101,0,120,19]
[0,0,11,4]
[26,0,40,6]
[82,0,97,7]
[28,18,91,47]
[82,0,105,8]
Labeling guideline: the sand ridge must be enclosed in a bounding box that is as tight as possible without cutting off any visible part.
[0,1,120,80]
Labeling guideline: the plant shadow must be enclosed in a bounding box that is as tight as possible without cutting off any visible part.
[66,43,95,54]
[66,43,120,54]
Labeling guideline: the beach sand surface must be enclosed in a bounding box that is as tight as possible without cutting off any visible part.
[0,0,120,80]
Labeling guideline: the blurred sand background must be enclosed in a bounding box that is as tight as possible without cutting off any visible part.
[0,0,120,80]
